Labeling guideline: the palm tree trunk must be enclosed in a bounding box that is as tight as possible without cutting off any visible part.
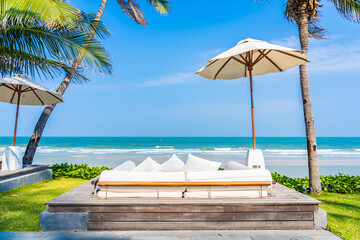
[23,0,109,165]
[297,7,322,193]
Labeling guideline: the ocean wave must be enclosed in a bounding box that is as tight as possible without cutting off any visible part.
[1,145,360,157]
[155,146,174,149]
[263,149,360,155]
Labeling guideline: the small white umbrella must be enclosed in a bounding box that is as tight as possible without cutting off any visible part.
[196,38,309,149]
[0,74,63,146]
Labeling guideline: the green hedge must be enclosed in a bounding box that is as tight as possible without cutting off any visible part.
[49,163,360,194]
[271,172,360,194]
[49,163,112,180]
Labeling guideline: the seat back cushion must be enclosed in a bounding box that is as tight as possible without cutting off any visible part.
[184,154,221,172]
[226,161,251,170]
[113,160,136,171]
[131,157,160,172]
[154,154,185,172]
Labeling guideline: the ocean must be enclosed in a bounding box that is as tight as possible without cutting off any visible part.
[1,137,359,177]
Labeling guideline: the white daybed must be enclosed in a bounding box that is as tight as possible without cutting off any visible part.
[94,154,272,199]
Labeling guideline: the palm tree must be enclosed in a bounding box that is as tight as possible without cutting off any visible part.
[23,0,170,165]
[284,0,360,193]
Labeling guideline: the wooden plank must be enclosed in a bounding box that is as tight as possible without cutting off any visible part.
[88,212,313,222]
[98,181,271,186]
[88,221,314,230]
[48,204,318,213]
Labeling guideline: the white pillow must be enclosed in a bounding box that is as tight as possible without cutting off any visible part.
[154,154,185,172]
[131,157,160,172]
[226,161,251,170]
[113,161,136,171]
[184,154,222,172]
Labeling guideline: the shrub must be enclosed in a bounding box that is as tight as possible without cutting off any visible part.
[49,163,112,180]
[271,172,360,194]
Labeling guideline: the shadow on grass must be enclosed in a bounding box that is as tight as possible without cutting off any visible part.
[321,198,360,210]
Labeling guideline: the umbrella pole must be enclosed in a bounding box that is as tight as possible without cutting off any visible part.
[13,92,21,146]
[249,68,256,149]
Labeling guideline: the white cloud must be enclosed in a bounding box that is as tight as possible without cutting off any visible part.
[137,48,222,87]
[138,36,360,87]
[309,40,360,73]
[137,72,199,87]
[270,36,299,48]
[200,48,224,58]
[272,35,360,74]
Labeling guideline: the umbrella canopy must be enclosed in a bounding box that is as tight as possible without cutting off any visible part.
[0,74,63,146]
[0,74,63,105]
[196,38,309,149]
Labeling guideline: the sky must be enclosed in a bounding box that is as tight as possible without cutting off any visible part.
[1,0,360,137]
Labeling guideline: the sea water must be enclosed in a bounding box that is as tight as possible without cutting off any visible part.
[1,137,359,177]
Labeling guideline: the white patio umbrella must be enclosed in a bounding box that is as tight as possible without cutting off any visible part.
[196,38,309,149]
[0,74,63,146]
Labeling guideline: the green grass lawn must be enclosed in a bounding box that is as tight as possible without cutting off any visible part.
[0,178,87,231]
[0,178,359,240]
[312,192,360,240]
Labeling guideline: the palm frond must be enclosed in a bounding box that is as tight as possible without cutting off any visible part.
[1,23,112,76]
[0,45,91,82]
[117,0,148,26]
[4,0,79,27]
[147,0,170,14]
[0,45,66,77]
[77,12,112,40]
[329,0,360,22]
[117,0,170,26]
[308,18,327,39]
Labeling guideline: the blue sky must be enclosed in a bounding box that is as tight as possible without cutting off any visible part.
[1,0,360,137]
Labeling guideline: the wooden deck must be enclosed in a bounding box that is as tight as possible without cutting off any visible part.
[46,181,321,231]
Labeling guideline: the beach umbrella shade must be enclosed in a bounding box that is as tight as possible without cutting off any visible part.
[196,38,308,149]
[0,74,63,146]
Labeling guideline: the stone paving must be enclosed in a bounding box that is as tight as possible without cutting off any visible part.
[0,230,342,240]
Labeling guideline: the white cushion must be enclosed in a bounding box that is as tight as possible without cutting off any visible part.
[98,170,186,194]
[184,154,221,172]
[113,161,136,171]
[245,149,265,169]
[99,170,185,182]
[186,169,272,182]
[131,157,160,172]
[226,161,251,170]
[2,146,22,170]
[154,154,185,172]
